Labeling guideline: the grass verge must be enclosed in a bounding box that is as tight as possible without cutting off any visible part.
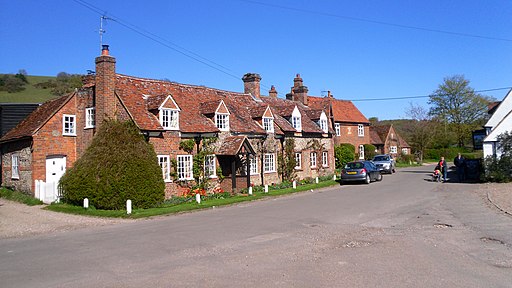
[0,188,43,206]
[46,180,338,219]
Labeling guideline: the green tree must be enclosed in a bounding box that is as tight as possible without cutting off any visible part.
[334,144,355,169]
[428,75,493,147]
[59,120,165,210]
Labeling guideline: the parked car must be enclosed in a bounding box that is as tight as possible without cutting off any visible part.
[372,154,396,174]
[340,161,383,184]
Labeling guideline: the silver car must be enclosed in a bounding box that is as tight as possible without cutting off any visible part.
[372,154,395,174]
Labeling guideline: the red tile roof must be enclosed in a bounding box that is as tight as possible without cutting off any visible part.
[216,136,254,155]
[369,127,384,145]
[261,96,324,134]
[308,96,369,124]
[0,93,73,143]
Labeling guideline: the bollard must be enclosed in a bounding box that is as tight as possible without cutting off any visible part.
[333,174,336,180]
[83,198,89,209]
[249,186,253,195]
[264,184,268,193]
[126,199,132,215]
[293,181,296,189]
[315,177,319,183]
[195,193,201,204]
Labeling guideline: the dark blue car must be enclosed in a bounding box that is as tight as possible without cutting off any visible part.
[340,161,383,184]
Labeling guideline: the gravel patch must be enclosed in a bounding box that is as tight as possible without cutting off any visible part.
[0,199,133,239]
[484,182,512,215]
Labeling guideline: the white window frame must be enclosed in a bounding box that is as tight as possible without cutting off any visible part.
[359,145,365,159]
[319,112,328,133]
[310,152,317,168]
[85,107,95,129]
[291,107,302,132]
[215,113,230,131]
[335,123,340,136]
[295,152,302,169]
[263,153,276,173]
[160,108,179,130]
[62,114,76,136]
[402,148,409,155]
[358,124,364,137]
[322,151,328,167]
[11,154,19,179]
[177,155,193,180]
[390,146,398,154]
[250,156,258,175]
[158,155,171,182]
[263,117,274,133]
[204,155,217,178]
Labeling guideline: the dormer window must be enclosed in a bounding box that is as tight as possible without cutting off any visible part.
[160,108,179,130]
[291,106,302,132]
[319,111,328,133]
[158,95,181,130]
[214,100,230,131]
[263,117,274,133]
[215,113,229,131]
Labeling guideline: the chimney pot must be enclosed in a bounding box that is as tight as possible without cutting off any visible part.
[269,85,278,98]
[101,45,110,56]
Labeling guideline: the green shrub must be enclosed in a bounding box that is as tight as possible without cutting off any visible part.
[363,144,376,160]
[335,143,355,169]
[483,155,512,183]
[397,153,415,164]
[424,147,470,161]
[59,120,165,210]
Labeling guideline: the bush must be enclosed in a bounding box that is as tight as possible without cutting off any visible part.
[363,144,376,160]
[424,147,470,161]
[397,153,415,164]
[483,155,512,183]
[59,120,165,210]
[335,143,355,169]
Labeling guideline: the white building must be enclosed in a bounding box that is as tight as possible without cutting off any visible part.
[483,89,512,158]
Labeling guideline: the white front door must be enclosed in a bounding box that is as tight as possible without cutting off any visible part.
[45,156,66,202]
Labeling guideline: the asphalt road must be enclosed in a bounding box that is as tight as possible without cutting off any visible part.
[1,165,511,288]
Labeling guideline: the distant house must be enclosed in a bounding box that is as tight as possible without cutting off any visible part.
[483,89,512,158]
[370,125,411,158]
[0,46,336,201]
[306,88,371,159]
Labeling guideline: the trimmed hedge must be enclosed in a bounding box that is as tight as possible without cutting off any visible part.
[59,120,165,210]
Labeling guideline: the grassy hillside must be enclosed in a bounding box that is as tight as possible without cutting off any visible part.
[0,75,59,103]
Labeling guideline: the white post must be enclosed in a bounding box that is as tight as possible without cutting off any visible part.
[126,199,132,214]
[83,198,89,209]
[315,177,319,183]
[248,186,253,195]
[264,184,268,193]
[333,174,336,180]
[293,181,296,189]
[195,193,201,204]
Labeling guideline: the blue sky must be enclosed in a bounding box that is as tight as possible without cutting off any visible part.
[1,0,511,120]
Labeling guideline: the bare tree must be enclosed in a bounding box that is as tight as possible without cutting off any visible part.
[405,103,437,163]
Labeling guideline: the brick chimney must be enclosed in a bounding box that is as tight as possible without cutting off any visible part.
[95,45,116,125]
[269,85,278,98]
[291,74,308,106]
[242,73,261,99]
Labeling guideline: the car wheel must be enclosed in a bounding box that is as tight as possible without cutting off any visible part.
[365,175,371,184]
[376,173,383,181]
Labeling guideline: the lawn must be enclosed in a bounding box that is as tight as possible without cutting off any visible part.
[45,180,339,219]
